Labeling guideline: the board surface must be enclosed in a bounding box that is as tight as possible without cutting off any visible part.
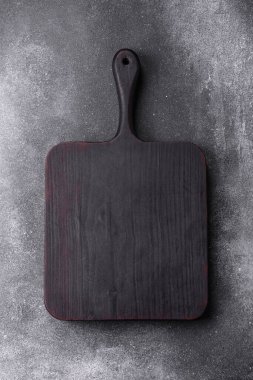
[44,49,207,320]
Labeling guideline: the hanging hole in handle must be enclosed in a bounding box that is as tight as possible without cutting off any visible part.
[122,57,129,65]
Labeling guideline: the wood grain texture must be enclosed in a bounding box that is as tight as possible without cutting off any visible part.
[44,49,208,320]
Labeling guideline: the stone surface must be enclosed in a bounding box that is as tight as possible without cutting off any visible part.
[0,0,252,379]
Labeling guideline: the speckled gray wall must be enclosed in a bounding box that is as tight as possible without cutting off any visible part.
[0,0,252,379]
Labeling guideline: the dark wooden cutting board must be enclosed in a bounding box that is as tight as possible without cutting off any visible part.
[44,49,208,320]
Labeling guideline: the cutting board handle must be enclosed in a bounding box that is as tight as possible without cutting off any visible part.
[112,49,140,139]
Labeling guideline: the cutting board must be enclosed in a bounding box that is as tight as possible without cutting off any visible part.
[44,49,208,320]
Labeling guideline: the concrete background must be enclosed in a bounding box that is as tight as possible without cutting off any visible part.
[0,0,252,379]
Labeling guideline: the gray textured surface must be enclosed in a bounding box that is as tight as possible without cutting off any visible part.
[0,0,252,379]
